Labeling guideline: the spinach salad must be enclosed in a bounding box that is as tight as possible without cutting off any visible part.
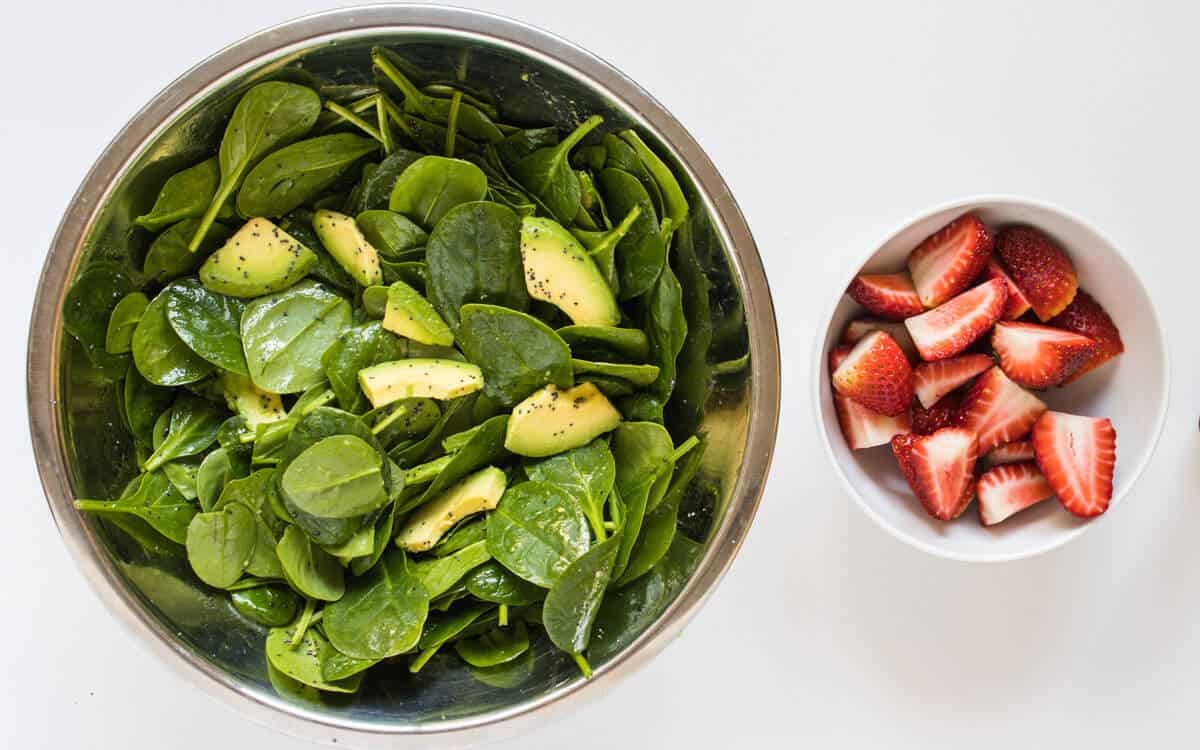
[66,47,727,696]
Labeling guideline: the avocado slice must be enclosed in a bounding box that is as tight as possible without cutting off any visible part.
[358,359,483,407]
[504,382,622,457]
[395,466,507,552]
[199,218,317,297]
[312,209,383,286]
[221,372,286,428]
[382,281,454,346]
[520,216,620,327]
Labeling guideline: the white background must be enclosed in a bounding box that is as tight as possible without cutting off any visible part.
[3,1,1197,747]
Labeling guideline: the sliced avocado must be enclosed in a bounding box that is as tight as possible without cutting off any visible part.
[200,218,316,297]
[221,372,286,428]
[382,281,454,346]
[395,466,507,552]
[504,382,622,457]
[312,209,383,286]
[358,359,483,407]
[519,216,619,327]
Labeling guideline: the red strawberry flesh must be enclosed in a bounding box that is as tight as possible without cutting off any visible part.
[1048,290,1124,383]
[1032,411,1116,518]
[891,427,979,520]
[832,331,914,416]
[982,255,1032,320]
[984,440,1036,467]
[913,353,994,408]
[977,461,1055,526]
[842,318,918,361]
[829,346,912,450]
[996,226,1078,321]
[907,213,993,308]
[991,321,1097,389]
[955,366,1047,453]
[912,392,961,435]
[847,272,925,320]
[905,278,1007,361]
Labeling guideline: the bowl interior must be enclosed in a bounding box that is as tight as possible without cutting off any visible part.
[816,198,1167,561]
[45,17,765,735]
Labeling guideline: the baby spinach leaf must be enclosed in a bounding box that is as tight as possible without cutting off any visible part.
[487,481,589,588]
[105,292,148,355]
[456,305,572,406]
[163,456,201,500]
[356,209,427,257]
[124,364,175,446]
[543,532,621,655]
[408,539,491,599]
[231,584,300,627]
[64,262,134,358]
[590,535,701,662]
[142,393,226,472]
[495,127,559,170]
[617,130,689,243]
[135,158,222,232]
[612,422,675,498]
[133,289,216,386]
[321,321,409,413]
[323,549,429,660]
[664,221,713,441]
[266,621,363,693]
[388,155,487,230]
[525,438,614,541]
[557,325,649,362]
[372,49,503,144]
[571,359,660,387]
[468,646,535,689]
[465,561,545,606]
[163,278,248,375]
[280,434,389,519]
[597,169,665,300]
[241,280,352,393]
[572,205,642,295]
[425,201,527,328]
[454,619,529,668]
[197,447,241,512]
[410,602,494,672]
[604,133,663,217]
[75,471,196,544]
[143,219,233,284]
[185,502,257,588]
[321,650,379,683]
[644,265,687,400]
[351,149,424,213]
[511,115,603,223]
[277,524,345,601]
[404,415,509,514]
[237,133,379,217]
[191,81,321,251]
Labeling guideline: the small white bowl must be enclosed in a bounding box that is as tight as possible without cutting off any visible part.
[812,196,1169,562]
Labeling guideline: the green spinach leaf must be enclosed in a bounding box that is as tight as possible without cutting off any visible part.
[280,434,389,519]
[324,549,429,659]
[237,133,379,217]
[277,524,345,601]
[105,292,148,355]
[135,158,223,231]
[486,481,589,588]
[133,289,217,386]
[185,502,257,588]
[525,438,614,541]
[425,201,527,328]
[143,218,233,284]
[142,393,225,472]
[511,115,603,223]
[388,155,487,230]
[457,304,572,406]
[241,280,352,393]
[163,278,248,375]
[543,532,621,655]
[454,620,529,667]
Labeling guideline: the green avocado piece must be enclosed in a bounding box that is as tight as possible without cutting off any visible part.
[200,218,317,298]
[382,281,453,346]
[520,216,619,327]
[504,382,622,457]
[312,209,383,287]
[395,466,507,552]
[358,359,484,407]
[221,372,286,428]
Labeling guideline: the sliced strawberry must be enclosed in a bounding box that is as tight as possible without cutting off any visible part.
[829,346,912,449]
[831,331,914,416]
[1048,290,1124,383]
[1032,411,1117,518]
[846,272,925,320]
[977,462,1055,526]
[841,318,918,361]
[912,393,960,435]
[983,440,1036,467]
[955,366,1047,453]
[904,278,1007,361]
[907,213,993,308]
[913,353,994,408]
[991,321,1097,389]
[981,255,1032,320]
[891,427,979,520]
[995,226,1078,321]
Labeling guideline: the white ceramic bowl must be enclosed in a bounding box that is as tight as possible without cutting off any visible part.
[813,196,1169,562]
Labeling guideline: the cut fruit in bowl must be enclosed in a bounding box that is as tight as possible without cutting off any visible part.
[812,196,1168,562]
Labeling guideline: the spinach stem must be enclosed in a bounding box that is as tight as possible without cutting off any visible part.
[296,389,336,417]
[668,435,701,464]
[372,50,430,116]
[712,353,750,375]
[378,96,417,139]
[571,652,593,678]
[498,604,508,627]
[408,644,440,673]
[558,115,605,157]
[404,454,454,485]
[325,101,383,143]
[377,97,394,154]
[603,521,617,531]
[445,90,463,157]
[289,598,316,650]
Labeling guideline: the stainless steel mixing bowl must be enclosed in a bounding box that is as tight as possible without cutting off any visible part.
[27,5,779,745]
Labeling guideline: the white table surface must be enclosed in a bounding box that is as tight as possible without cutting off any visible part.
[4,1,1197,747]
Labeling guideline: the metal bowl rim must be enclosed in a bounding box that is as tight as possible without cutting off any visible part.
[27,3,781,740]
